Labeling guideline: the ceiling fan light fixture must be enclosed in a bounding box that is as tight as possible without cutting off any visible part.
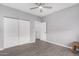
[39,6,43,9]
[30,3,52,13]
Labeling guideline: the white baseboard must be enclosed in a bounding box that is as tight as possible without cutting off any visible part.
[0,40,71,51]
[30,40,35,43]
[40,39,46,42]
[3,41,36,50]
[44,40,72,49]
[0,48,4,51]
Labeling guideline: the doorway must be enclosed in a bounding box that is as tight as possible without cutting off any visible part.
[34,21,46,42]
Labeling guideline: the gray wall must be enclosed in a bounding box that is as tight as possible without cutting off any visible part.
[43,4,79,48]
[0,4,40,49]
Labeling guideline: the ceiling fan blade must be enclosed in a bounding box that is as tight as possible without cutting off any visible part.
[40,9,43,13]
[30,7,38,9]
[35,3,45,6]
[43,6,52,9]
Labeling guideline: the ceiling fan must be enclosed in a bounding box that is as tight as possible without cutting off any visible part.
[30,3,52,13]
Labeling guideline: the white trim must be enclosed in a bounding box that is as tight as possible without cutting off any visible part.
[3,41,35,49]
[0,48,4,51]
[44,40,72,49]
[40,39,47,42]
[29,40,35,43]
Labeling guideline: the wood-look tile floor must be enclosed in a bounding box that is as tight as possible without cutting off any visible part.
[0,39,79,56]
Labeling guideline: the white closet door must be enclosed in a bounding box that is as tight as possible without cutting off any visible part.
[40,22,46,41]
[4,18,19,48]
[19,20,30,45]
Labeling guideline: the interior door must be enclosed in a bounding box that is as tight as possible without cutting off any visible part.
[34,21,41,40]
[4,18,19,48]
[19,20,30,45]
[40,22,46,41]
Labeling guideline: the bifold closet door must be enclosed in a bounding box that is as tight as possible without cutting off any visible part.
[4,18,18,48]
[19,20,30,45]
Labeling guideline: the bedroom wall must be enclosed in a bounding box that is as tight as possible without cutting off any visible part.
[43,4,79,48]
[0,4,40,49]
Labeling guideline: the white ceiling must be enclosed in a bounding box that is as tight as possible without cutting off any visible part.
[1,3,77,17]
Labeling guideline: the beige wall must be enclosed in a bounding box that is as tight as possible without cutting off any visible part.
[0,4,40,49]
